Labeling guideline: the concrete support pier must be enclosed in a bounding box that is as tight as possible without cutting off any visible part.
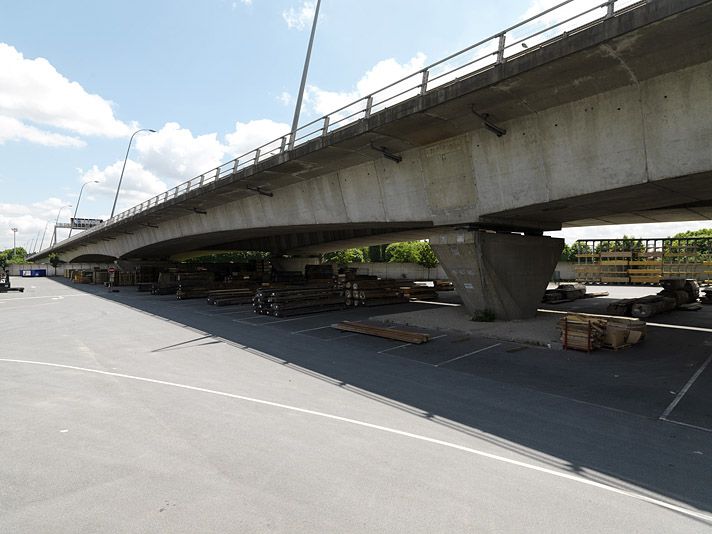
[431,230,563,320]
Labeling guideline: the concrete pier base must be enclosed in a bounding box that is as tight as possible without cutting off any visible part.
[431,230,564,320]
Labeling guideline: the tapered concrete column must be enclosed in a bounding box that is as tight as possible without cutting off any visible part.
[431,230,564,320]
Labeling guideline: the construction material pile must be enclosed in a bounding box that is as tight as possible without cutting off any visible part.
[305,264,334,282]
[606,278,701,318]
[345,279,408,307]
[333,321,430,344]
[253,286,345,317]
[434,280,454,291]
[559,312,646,351]
[175,272,217,299]
[152,272,180,295]
[543,283,608,304]
[207,286,259,306]
[401,283,439,301]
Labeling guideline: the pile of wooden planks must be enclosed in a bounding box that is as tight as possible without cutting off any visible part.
[253,286,345,317]
[344,279,408,307]
[332,321,430,344]
[543,283,608,304]
[434,280,454,291]
[559,314,607,351]
[402,283,439,301]
[207,287,257,306]
[559,312,646,351]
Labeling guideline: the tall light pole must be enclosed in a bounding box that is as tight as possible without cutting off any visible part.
[69,180,100,237]
[111,128,156,218]
[289,0,322,150]
[50,205,72,247]
[39,221,49,251]
[10,227,17,256]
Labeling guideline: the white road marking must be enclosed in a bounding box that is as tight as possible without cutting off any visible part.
[659,354,712,420]
[291,325,333,334]
[378,342,411,353]
[0,293,88,302]
[660,417,712,434]
[436,343,502,367]
[1,357,710,524]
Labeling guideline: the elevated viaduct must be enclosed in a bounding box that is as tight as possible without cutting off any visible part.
[32,0,712,319]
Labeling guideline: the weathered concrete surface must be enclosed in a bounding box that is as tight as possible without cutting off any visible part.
[431,231,564,320]
[37,0,712,266]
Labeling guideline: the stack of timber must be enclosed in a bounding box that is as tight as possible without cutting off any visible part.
[559,313,645,351]
[401,283,439,301]
[543,283,608,304]
[332,321,430,344]
[434,280,454,291]
[207,286,258,306]
[253,286,344,317]
[606,278,700,318]
[305,264,334,282]
[701,287,712,305]
[151,272,179,295]
[345,279,408,307]
[175,272,216,299]
[272,271,305,284]
[559,314,607,351]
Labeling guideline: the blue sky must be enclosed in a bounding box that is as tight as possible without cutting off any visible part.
[0,0,707,251]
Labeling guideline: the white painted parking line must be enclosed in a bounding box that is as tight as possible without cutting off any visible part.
[2,357,711,524]
[659,354,712,420]
[291,325,334,334]
[378,342,411,354]
[659,417,712,434]
[436,343,501,367]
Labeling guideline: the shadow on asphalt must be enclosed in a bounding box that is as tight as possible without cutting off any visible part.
[59,278,712,519]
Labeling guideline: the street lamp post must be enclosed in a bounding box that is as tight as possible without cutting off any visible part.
[110,128,156,218]
[50,205,72,247]
[10,227,17,257]
[69,180,100,237]
[289,0,322,150]
[39,221,49,251]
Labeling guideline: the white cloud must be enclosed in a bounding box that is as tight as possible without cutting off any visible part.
[0,116,85,147]
[303,53,427,123]
[278,91,292,107]
[225,119,290,158]
[282,1,316,30]
[0,197,75,251]
[134,122,226,183]
[0,43,131,147]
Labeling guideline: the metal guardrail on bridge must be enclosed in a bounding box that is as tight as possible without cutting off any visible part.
[46,0,644,252]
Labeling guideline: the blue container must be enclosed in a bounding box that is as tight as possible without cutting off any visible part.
[22,269,47,277]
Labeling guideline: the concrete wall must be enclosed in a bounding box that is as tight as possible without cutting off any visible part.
[553,261,576,281]
[344,262,447,281]
[6,263,114,277]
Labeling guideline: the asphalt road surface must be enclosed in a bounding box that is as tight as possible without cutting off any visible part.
[1,277,711,533]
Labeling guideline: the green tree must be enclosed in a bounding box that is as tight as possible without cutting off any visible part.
[322,248,366,264]
[0,247,27,265]
[415,242,439,268]
[184,251,270,263]
[385,242,420,263]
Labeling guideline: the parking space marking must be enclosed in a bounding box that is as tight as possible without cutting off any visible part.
[659,354,712,420]
[377,334,447,354]
[660,417,712,434]
[2,357,711,524]
[436,343,502,367]
[291,325,334,334]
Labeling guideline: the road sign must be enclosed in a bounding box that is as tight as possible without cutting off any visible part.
[108,267,116,273]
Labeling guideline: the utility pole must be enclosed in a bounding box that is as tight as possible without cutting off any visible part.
[10,227,17,257]
[289,0,322,150]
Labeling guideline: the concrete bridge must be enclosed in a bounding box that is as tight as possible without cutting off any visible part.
[33,0,712,319]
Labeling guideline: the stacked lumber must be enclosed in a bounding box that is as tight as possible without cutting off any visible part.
[207,287,257,306]
[272,271,305,284]
[559,313,607,351]
[175,272,217,299]
[434,280,454,291]
[345,279,408,307]
[700,287,712,305]
[253,286,344,317]
[401,284,438,301]
[332,321,430,344]
[305,264,334,281]
[152,272,180,295]
[559,313,647,351]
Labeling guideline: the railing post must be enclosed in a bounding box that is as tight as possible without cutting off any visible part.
[364,95,373,119]
[254,148,261,163]
[280,136,287,153]
[420,70,429,95]
[496,33,506,64]
[214,168,220,181]
[199,174,205,186]
[606,0,614,18]
[186,181,191,193]
[288,131,296,151]
[322,116,330,136]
